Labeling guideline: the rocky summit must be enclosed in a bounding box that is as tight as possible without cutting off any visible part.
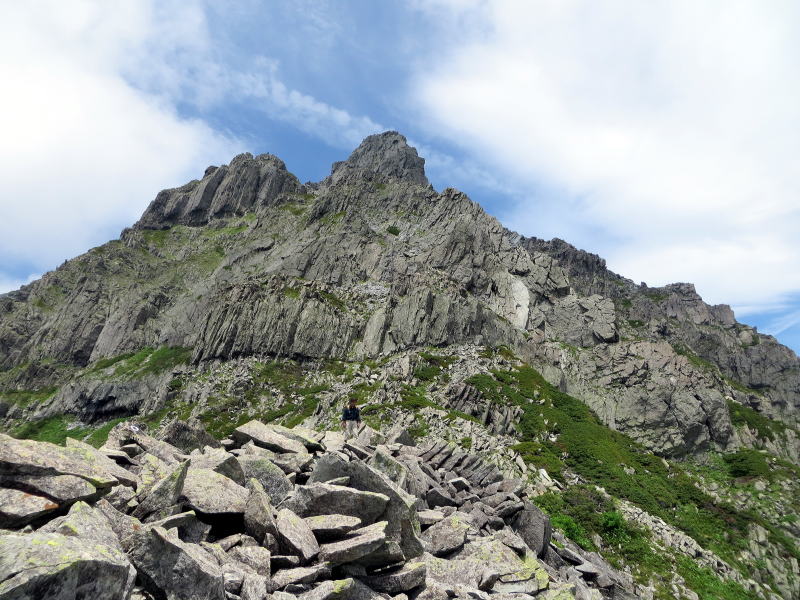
[0,132,798,600]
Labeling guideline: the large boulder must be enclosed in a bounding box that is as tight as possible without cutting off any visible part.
[281,483,388,523]
[127,526,226,600]
[0,473,97,504]
[308,454,424,561]
[0,434,119,488]
[160,418,221,453]
[233,421,307,454]
[361,561,427,593]
[0,487,60,528]
[276,508,320,562]
[421,512,471,556]
[189,447,246,485]
[237,455,293,504]
[0,532,135,599]
[132,460,189,520]
[510,503,552,557]
[244,479,279,544]
[318,521,388,564]
[180,468,248,514]
[304,514,362,540]
[39,500,122,550]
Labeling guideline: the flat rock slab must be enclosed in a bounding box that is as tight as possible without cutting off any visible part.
[0,473,96,504]
[0,532,135,599]
[66,437,140,488]
[0,433,119,488]
[305,514,362,540]
[132,460,189,520]
[181,468,248,514]
[301,578,384,600]
[39,500,122,550]
[0,487,60,527]
[127,526,225,600]
[417,510,445,526]
[233,421,307,454]
[361,561,427,593]
[421,513,471,556]
[237,455,293,504]
[283,483,388,522]
[271,563,332,590]
[244,479,279,544]
[189,447,246,485]
[276,508,320,562]
[318,521,388,564]
[229,545,271,577]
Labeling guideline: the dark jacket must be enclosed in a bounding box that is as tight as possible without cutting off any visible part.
[342,407,361,422]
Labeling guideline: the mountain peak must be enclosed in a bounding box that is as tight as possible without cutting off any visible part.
[328,131,429,186]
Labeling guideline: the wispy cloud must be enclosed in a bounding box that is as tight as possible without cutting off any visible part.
[409,0,800,313]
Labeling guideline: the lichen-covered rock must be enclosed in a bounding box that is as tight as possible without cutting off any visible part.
[39,500,122,550]
[276,508,320,562]
[309,454,424,562]
[0,487,59,528]
[132,460,189,520]
[0,532,135,599]
[304,514,362,540]
[180,468,248,514]
[318,521,388,564]
[421,513,471,556]
[282,483,388,523]
[0,434,119,488]
[237,455,293,504]
[127,526,225,600]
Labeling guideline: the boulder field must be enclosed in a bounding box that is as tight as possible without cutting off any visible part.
[0,419,634,600]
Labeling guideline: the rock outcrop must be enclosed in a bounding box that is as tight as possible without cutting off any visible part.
[0,420,635,600]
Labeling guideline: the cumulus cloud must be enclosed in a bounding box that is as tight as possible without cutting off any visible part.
[0,1,387,294]
[410,0,800,312]
[0,1,242,287]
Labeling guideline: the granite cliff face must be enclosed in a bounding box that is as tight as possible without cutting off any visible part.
[1,132,796,458]
[1,132,799,599]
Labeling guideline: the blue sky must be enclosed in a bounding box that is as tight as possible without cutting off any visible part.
[1,1,799,354]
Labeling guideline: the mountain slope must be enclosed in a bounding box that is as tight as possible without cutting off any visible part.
[1,132,798,598]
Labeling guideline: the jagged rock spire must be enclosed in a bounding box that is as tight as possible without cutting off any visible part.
[328,131,429,186]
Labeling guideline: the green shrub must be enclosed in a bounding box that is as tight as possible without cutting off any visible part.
[386,225,400,236]
[723,449,770,478]
[726,399,785,441]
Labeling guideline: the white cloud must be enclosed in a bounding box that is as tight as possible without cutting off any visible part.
[0,274,40,296]
[0,1,242,275]
[410,0,800,311]
[0,1,387,290]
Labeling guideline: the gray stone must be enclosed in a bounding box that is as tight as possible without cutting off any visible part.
[233,421,307,454]
[282,483,388,522]
[39,500,122,550]
[0,434,119,488]
[65,437,140,488]
[241,572,270,600]
[244,479,279,544]
[318,520,388,564]
[305,514,362,540]
[237,455,293,504]
[417,509,445,526]
[127,526,225,600]
[361,561,427,593]
[421,513,471,556]
[229,545,271,577]
[271,563,332,590]
[0,531,136,599]
[510,503,552,557]
[309,454,424,561]
[181,468,248,514]
[191,447,247,485]
[0,473,97,504]
[0,487,60,527]
[276,508,320,562]
[160,418,221,453]
[133,460,189,520]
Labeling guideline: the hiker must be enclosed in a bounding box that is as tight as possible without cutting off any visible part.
[341,397,362,438]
